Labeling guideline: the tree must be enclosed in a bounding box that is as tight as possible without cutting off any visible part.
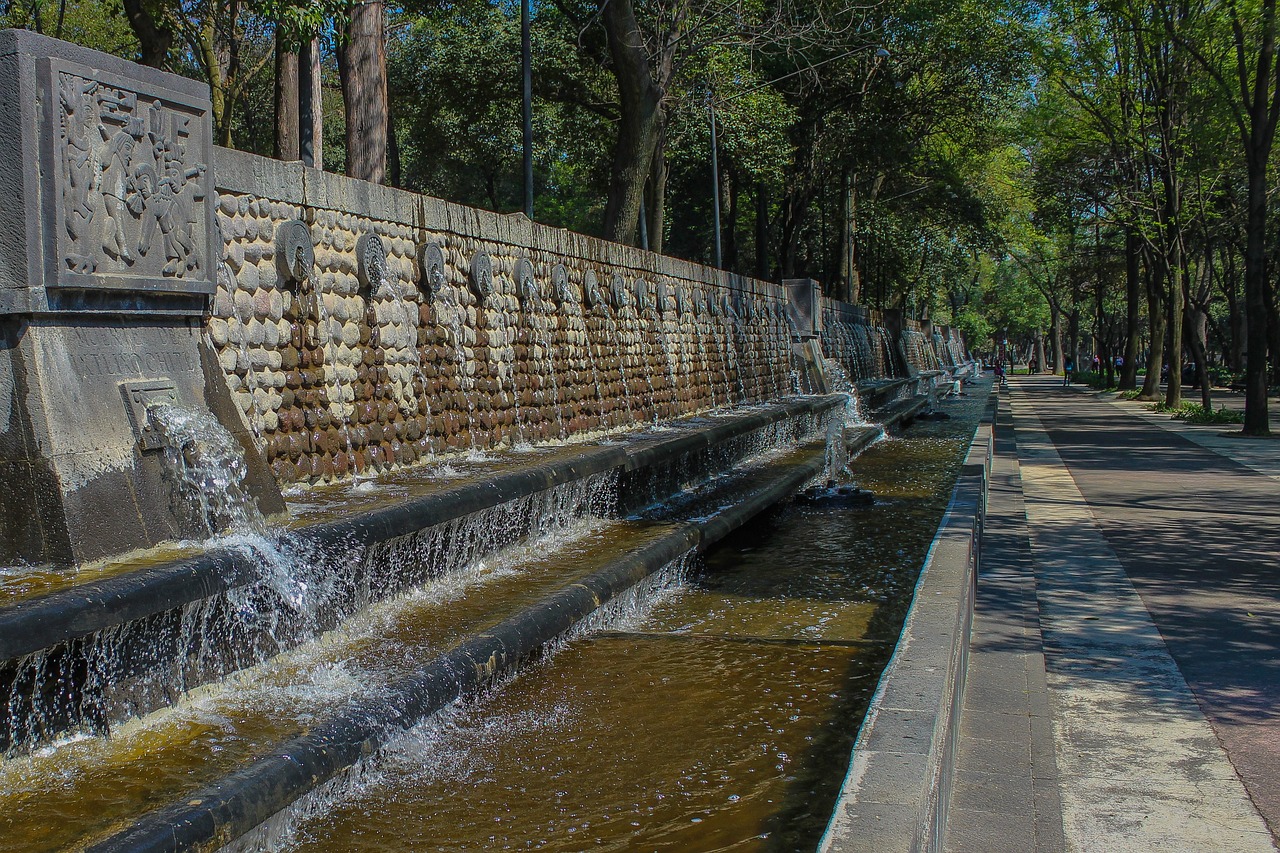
[338,0,388,183]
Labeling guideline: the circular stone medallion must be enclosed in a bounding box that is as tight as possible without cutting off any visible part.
[275,220,315,285]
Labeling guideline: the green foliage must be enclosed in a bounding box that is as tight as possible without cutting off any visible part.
[1206,365,1240,387]
[1072,370,1116,390]
[1149,401,1244,425]
[2,0,139,56]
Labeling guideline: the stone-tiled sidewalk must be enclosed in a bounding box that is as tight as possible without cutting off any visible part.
[944,379,1279,852]
[943,398,1062,853]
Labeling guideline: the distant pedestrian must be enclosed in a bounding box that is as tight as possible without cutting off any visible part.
[1064,357,1074,386]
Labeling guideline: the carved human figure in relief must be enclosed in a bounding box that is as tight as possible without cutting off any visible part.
[99,127,137,263]
[59,75,98,274]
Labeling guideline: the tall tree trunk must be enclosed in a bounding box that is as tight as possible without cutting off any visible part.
[1050,308,1064,376]
[598,0,663,244]
[646,122,668,254]
[340,2,389,184]
[1223,247,1244,372]
[777,188,815,278]
[299,38,324,169]
[723,171,739,271]
[1165,251,1184,408]
[388,100,401,188]
[1234,0,1278,434]
[754,182,768,279]
[1186,254,1212,412]
[121,0,172,68]
[837,171,861,303]
[275,32,300,161]
[1140,256,1167,400]
[1121,227,1142,389]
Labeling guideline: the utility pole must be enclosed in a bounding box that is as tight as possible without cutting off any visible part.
[709,96,722,268]
[521,0,533,218]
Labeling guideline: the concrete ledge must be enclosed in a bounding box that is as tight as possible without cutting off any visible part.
[819,392,994,853]
[0,396,842,664]
[877,394,932,431]
[85,437,843,853]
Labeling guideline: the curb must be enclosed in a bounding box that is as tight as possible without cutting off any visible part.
[818,391,994,853]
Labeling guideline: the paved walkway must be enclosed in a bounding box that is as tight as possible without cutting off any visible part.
[944,377,1280,852]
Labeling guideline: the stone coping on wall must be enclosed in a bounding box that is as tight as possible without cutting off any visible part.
[818,391,994,853]
[213,147,783,301]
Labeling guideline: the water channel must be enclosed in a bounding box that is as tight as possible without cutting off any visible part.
[0,377,984,853]
[242,387,987,853]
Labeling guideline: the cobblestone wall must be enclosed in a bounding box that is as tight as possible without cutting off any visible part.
[210,150,799,486]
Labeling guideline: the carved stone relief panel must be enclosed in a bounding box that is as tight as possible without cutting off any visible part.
[514,257,539,307]
[419,242,446,301]
[583,269,602,309]
[634,278,650,313]
[656,282,672,313]
[609,273,631,310]
[470,252,494,300]
[356,232,387,292]
[551,264,573,305]
[48,58,215,295]
[275,220,314,286]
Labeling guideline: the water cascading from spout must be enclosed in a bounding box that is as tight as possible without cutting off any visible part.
[524,288,567,442]
[599,304,638,428]
[376,270,435,470]
[822,359,868,427]
[722,300,749,405]
[150,403,270,537]
[147,403,324,620]
[438,286,482,450]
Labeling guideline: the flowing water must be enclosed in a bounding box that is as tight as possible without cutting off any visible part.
[253,387,988,853]
[0,350,985,853]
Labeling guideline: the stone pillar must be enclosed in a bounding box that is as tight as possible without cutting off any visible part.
[881,308,913,379]
[782,278,828,394]
[0,30,281,567]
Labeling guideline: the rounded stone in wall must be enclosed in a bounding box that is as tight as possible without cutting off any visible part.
[470,252,494,300]
[675,286,689,316]
[708,291,722,316]
[356,232,388,292]
[691,289,704,316]
[515,256,539,307]
[551,264,574,305]
[419,242,446,302]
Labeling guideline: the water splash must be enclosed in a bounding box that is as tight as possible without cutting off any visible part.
[150,403,269,537]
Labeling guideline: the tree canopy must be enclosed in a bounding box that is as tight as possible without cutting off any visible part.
[5,0,1276,432]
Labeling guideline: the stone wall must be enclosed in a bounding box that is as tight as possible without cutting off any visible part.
[210,150,800,486]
